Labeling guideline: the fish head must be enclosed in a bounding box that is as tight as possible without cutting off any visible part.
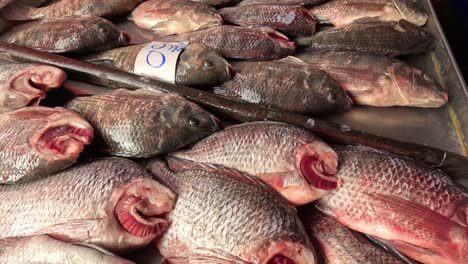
[90,17,130,51]
[289,139,340,204]
[396,19,435,52]
[252,240,317,264]
[0,65,66,111]
[160,99,220,150]
[27,107,94,161]
[111,177,176,249]
[393,0,428,26]
[190,5,224,30]
[177,43,233,86]
[390,62,448,107]
[306,71,353,112]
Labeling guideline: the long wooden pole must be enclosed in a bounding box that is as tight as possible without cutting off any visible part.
[1,42,466,182]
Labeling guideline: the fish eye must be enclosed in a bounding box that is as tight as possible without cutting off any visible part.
[423,73,432,81]
[188,118,200,127]
[99,27,109,34]
[203,60,214,69]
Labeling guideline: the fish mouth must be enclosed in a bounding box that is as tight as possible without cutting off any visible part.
[266,31,296,50]
[11,66,66,107]
[295,142,340,191]
[33,113,93,160]
[120,31,132,45]
[261,241,317,264]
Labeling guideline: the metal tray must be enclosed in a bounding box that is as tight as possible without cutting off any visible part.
[121,1,468,263]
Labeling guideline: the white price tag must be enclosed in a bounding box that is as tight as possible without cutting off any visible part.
[134,41,189,83]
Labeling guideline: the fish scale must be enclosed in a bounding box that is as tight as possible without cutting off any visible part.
[144,158,316,263]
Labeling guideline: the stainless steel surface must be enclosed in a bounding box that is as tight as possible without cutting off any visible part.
[120,1,468,262]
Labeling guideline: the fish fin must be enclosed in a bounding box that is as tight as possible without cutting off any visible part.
[314,202,336,217]
[452,197,468,227]
[70,242,117,257]
[212,85,238,98]
[33,219,102,242]
[362,234,418,264]
[256,171,293,190]
[377,238,438,260]
[313,15,332,25]
[278,56,307,64]
[1,2,38,20]
[365,193,466,241]
[349,17,387,25]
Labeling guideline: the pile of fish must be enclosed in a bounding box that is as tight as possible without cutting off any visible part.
[0,0,464,264]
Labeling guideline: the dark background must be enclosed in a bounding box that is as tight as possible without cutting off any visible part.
[432,0,468,81]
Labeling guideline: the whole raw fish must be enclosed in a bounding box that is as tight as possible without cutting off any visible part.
[213,59,351,114]
[316,145,468,264]
[0,16,129,53]
[219,5,316,37]
[153,25,295,60]
[144,157,317,263]
[0,158,176,252]
[1,0,144,20]
[65,89,219,158]
[131,0,223,35]
[81,43,233,87]
[296,19,435,56]
[0,235,135,264]
[310,0,428,26]
[239,0,328,6]
[299,206,405,264]
[0,107,93,184]
[295,51,448,107]
[0,63,66,113]
[171,121,340,205]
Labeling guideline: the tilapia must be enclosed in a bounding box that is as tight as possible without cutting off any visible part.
[131,0,223,35]
[0,107,93,184]
[0,16,129,53]
[309,0,428,26]
[144,157,317,264]
[0,63,66,113]
[214,59,351,114]
[153,25,295,60]
[219,5,316,37]
[0,235,135,264]
[171,121,340,205]
[296,18,435,56]
[65,89,219,158]
[1,0,144,20]
[0,158,176,252]
[81,43,233,87]
[239,0,328,6]
[295,51,448,107]
[316,145,468,264]
[299,207,405,264]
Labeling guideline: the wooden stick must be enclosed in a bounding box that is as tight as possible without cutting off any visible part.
[1,42,466,182]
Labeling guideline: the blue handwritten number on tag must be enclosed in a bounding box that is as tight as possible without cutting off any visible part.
[145,43,186,68]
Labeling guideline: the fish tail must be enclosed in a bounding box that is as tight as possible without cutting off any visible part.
[1,2,38,21]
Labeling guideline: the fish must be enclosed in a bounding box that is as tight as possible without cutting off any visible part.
[81,43,233,87]
[1,0,144,20]
[171,121,340,205]
[65,89,219,158]
[0,107,93,184]
[0,157,176,252]
[296,18,435,56]
[190,0,241,6]
[219,5,316,37]
[0,235,135,264]
[295,51,448,107]
[130,0,223,35]
[213,59,351,114]
[0,63,67,113]
[316,145,468,264]
[0,16,129,53]
[309,0,428,27]
[153,25,295,60]
[239,0,328,6]
[299,206,405,264]
[143,157,317,264]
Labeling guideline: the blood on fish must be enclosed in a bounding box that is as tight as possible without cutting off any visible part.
[268,255,296,264]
